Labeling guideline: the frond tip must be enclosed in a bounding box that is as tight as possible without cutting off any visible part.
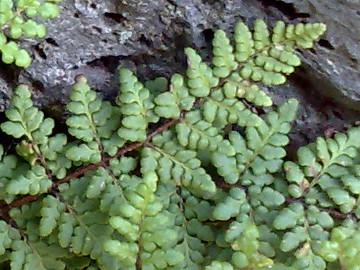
[232,19,327,85]
[117,68,150,142]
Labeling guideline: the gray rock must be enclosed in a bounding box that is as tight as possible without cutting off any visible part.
[0,76,10,113]
[0,0,359,144]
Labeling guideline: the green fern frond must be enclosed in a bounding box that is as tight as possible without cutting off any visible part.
[212,30,238,78]
[0,0,61,67]
[6,164,52,195]
[1,85,54,143]
[144,130,217,199]
[210,98,298,184]
[202,89,262,129]
[66,75,123,163]
[175,110,234,154]
[185,48,219,97]
[222,78,273,107]
[1,18,357,270]
[117,68,151,142]
[234,19,326,85]
[0,84,72,182]
[284,126,360,213]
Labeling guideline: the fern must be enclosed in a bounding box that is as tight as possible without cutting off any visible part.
[1,19,358,270]
[0,0,61,67]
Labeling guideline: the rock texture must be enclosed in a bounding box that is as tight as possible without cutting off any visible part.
[0,0,359,145]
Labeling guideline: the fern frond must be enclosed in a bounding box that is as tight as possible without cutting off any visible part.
[143,130,217,199]
[211,98,298,184]
[185,48,219,97]
[0,221,13,256]
[239,98,298,175]
[227,215,274,268]
[202,89,262,129]
[0,0,61,67]
[66,75,123,163]
[213,187,247,221]
[153,73,197,119]
[154,92,181,119]
[1,84,53,145]
[39,134,71,179]
[117,68,151,142]
[0,150,28,203]
[316,223,360,268]
[39,195,66,237]
[212,30,238,78]
[6,165,52,196]
[234,19,326,85]
[0,84,73,181]
[0,18,350,270]
[222,78,273,107]
[175,110,234,154]
[284,126,360,213]
[56,178,119,269]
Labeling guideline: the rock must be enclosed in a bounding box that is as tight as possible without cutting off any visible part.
[0,0,359,144]
[0,76,10,113]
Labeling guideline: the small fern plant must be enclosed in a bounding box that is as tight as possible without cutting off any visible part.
[0,0,61,67]
[0,19,359,270]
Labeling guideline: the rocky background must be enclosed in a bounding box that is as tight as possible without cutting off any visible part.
[0,0,359,149]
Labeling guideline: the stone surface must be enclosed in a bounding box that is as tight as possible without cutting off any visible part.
[0,0,359,145]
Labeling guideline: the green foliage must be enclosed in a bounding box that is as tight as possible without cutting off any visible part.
[1,19,358,270]
[0,0,61,67]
